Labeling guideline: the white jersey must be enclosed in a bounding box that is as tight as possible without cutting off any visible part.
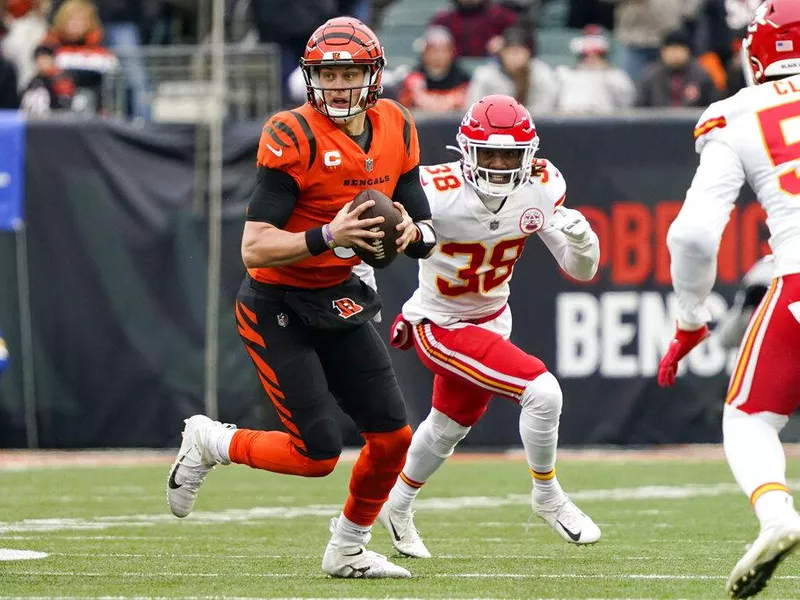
[402,160,569,337]
[669,74,800,326]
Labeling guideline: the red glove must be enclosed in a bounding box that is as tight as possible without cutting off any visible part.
[657,324,710,387]
[390,314,413,350]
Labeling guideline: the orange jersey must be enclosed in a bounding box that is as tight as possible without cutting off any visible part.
[249,99,420,288]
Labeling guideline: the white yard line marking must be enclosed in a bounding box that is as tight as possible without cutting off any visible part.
[5,570,800,581]
[3,445,800,472]
[7,480,797,535]
[0,549,48,561]
[48,552,733,562]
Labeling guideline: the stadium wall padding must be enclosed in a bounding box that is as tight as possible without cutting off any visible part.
[0,115,771,448]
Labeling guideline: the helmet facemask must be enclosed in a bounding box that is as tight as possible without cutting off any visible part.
[458,133,539,197]
[301,60,384,123]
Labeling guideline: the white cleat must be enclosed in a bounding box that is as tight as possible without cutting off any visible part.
[726,513,800,599]
[166,415,234,518]
[322,518,411,579]
[377,505,431,558]
[533,493,601,545]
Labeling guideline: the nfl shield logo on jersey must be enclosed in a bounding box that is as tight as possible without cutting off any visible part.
[519,207,545,233]
[365,158,374,172]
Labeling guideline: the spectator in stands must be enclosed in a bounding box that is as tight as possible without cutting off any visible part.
[1,0,48,92]
[466,26,557,114]
[609,0,703,82]
[429,0,518,57]
[50,0,161,119]
[554,25,635,114]
[251,0,337,104]
[398,26,470,113]
[684,0,732,95]
[636,29,718,108]
[42,0,119,115]
[20,44,76,116]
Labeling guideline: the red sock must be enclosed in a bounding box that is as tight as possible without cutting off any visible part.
[343,426,413,526]
[228,429,337,477]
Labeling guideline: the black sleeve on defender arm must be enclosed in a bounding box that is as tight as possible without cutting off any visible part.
[394,165,432,222]
[743,285,769,309]
[246,166,300,228]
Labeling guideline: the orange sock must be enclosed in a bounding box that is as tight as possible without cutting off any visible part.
[228,429,338,477]
[343,425,413,526]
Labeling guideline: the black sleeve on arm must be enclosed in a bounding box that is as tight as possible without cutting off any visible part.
[743,285,769,309]
[246,166,300,228]
[394,165,432,221]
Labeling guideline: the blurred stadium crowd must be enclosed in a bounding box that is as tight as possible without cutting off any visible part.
[0,0,762,119]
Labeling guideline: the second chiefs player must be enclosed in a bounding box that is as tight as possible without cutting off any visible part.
[658,1,800,596]
[166,17,436,578]
[380,94,602,557]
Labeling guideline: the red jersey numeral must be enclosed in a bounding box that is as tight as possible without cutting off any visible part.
[423,165,462,191]
[436,238,527,297]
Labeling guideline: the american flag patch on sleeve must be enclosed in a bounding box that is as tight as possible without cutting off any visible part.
[777,40,794,52]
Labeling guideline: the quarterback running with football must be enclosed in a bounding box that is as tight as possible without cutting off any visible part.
[379,94,602,557]
[658,1,800,597]
[165,17,436,579]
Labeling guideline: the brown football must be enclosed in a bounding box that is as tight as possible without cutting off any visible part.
[349,189,403,269]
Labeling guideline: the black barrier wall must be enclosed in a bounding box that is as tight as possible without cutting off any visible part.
[0,115,776,448]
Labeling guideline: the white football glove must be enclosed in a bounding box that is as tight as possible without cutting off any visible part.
[551,206,591,246]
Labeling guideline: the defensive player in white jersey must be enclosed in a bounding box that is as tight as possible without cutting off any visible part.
[658,2,800,597]
[376,94,602,558]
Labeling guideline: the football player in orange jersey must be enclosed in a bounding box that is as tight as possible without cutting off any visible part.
[166,17,436,579]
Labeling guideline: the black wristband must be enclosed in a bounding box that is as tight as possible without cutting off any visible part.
[305,227,329,256]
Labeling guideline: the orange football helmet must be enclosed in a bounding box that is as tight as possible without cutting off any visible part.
[301,17,385,121]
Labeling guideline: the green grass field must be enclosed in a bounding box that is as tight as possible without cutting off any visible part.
[1,450,798,599]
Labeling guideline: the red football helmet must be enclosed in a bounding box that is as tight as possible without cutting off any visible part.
[743,0,800,85]
[456,95,539,197]
[301,17,385,121]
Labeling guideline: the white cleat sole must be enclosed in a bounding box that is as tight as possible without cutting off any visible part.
[726,527,800,599]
